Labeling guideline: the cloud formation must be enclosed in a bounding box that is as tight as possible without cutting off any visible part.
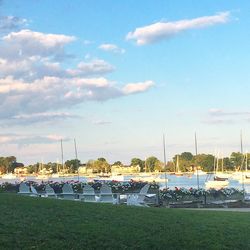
[0,16,27,32]
[1,29,75,60]
[209,108,250,117]
[99,43,125,54]
[67,59,114,77]
[203,108,250,125]
[122,81,154,94]
[0,28,154,124]
[127,12,230,45]
[1,112,79,126]
[0,133,69,145]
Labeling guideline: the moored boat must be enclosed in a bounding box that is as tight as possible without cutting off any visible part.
[205,179,229,189]
[1,173,17,179]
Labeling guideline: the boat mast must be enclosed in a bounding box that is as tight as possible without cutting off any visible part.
[246,152,248,172]
[241,153,246,191]
[60,139,64,178]
[195,132,198,156]
[240,130,243,154]
[56,159,59,173]
[216,153,219,174]
[163,134,167,189]
[221,155,224,173]
[176,155,179,172]
[213,154,216,173]
[74,138,79,182]
[195,132,200,189]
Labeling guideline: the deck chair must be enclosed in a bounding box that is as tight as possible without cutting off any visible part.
[18,183,32,195]
[127,184,150,206]
[244,186,250,201]
[61,183,76,200]
[30,185,41,197]
[45,184,57,198]
[99,184,119,204]
[80,184,96,202]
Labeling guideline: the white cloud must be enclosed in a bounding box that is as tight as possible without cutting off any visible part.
[1,29,75,60]
[67,59,114,77]
[1,112,79,126]
[0,28,154,124]
[203,108,250,125]
[3,29,75,48]
[99,43,125,54]
[209,108,250,116]
[0,16,27,32]
[122,80,154,94]
[0,76,154,121]
[83,40,93,45]
[127,12,230,45]
[202,118,235,125]
[92,120,112,125]
[0,133,69,145]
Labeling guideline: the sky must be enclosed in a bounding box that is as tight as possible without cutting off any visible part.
[0,0,250,165]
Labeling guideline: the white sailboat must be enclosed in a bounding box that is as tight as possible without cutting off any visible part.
[51,160,61,178]
[232,153,250,180]
[205,154,229,189]
[1,164,17,179]
[132,175,168,183]
[1,172,17,179]
[214,155,231,180]
[174,155,183,176]
[238,153,250,184]
[36,161,50,180]
[195,169,207,176]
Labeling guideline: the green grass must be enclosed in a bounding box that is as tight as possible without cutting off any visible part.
[0,194,250,250]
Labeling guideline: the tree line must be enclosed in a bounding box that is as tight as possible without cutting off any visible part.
[0,152,247,174]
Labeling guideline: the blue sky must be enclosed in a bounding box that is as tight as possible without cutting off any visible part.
[0,0,250,164]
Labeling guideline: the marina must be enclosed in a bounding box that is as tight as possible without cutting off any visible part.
[1,172,250,192]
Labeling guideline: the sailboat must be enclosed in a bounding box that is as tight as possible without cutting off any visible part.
[1,163,17,179]
[238,153,250,184]
[195,169,207,176]
[36,162,50,180]
[214,155,230,180]
[174,155,183,176]
[232,132,249,180]
[205,154,229,189]
[51,160,60,178]
[1,172,17,179]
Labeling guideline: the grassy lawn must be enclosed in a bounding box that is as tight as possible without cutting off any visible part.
[0,193,249,249]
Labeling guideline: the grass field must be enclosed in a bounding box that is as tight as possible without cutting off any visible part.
[0,193,250,249]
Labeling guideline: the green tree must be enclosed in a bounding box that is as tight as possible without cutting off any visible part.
[0,156,17,173]
[230,152,244,170]
[65,159,81,173]
[113,161,123,166]
[180,152,194,161]
[92,158,110,173]
[131,158,145,172]
[222,157,233,171]
[173,155,191,172]
[98,158,107,162]
[166,161,175,172]
[194,154,215,172]
[145,156,161,172]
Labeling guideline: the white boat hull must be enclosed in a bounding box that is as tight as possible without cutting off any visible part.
[1,173,17,179]
[205,180,229,189]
